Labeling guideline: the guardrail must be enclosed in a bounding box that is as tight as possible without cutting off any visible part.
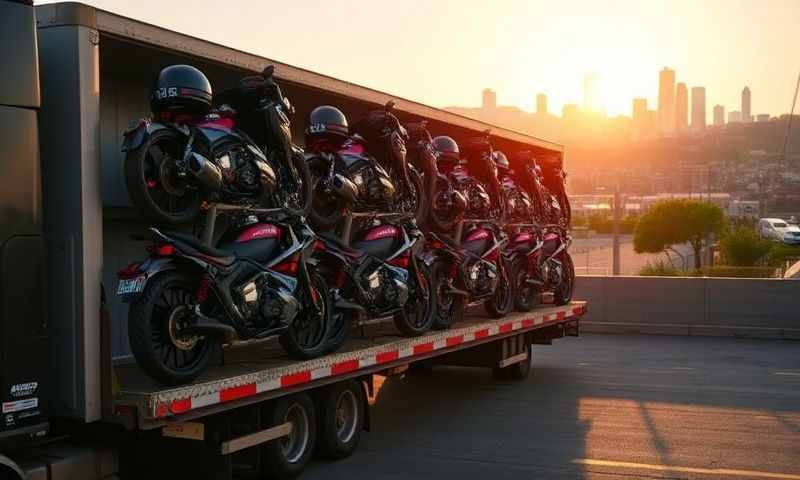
[574,276,800,339]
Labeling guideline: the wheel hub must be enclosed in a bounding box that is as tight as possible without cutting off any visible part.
[281,404,309,463]
[167,305,200,351]
[335,390,358,443]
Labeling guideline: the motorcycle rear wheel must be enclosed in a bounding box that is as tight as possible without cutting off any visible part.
[430,260,464,330]
[307,157,346,231]
[279,271,332,359]
[128,270,214,386]
[124,129,202,225]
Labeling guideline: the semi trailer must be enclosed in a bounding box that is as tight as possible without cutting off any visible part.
[0,2,583,478]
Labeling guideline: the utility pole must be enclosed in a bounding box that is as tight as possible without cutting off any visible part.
[612,183,621,276]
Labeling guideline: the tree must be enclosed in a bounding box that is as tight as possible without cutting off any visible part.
[634,200,725,270]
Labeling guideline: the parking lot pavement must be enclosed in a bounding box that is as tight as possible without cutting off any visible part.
[305,334,800,480]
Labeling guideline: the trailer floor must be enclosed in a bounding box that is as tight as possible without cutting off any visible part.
[304,334,800,480]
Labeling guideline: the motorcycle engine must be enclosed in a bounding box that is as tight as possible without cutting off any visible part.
[217,147,262,194]
[236,276,300,328]
[463,259,498,295]
[361,264,409,310]
[352,163,396,206]
[541,261,563,287]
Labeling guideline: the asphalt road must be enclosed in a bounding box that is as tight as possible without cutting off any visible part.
[304,334,800,480]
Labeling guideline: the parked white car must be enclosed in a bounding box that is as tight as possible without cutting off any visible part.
[758,218,800,245]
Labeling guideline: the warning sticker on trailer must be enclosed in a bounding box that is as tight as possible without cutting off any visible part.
[2,398,38,414]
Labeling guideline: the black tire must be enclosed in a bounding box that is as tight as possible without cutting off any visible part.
[430,260,464,330]
[279,270,332,359]
[324,309,353,355]
[316,380,364,460]
[262,394,316,480]
[124,129,202,226]
[278,149,313,218]
[553,252,575,306]
[393,261,435,336]
[407,166,427,226]
[307,157,346,231]
[128,270,213,386]
[511,257,536,312]
[485,260,512,318]
[428,177,459,233]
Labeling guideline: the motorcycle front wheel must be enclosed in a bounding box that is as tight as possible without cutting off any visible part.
[274,148,313,218]
[279,270,332,359]
[486,260,513,318]
[553,252,575,306]
[393,262,435,336]
[406,167,427,225]
[430,260,464,330]
[128,270,214,386]
[124,129,202,225]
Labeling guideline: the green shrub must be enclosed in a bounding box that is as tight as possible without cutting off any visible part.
[719,226,773,266]
[638,259,682,276]
[765,244,800,267]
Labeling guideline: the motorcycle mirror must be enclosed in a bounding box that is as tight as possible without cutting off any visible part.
[385,100,396,111]
[262,65,275,79]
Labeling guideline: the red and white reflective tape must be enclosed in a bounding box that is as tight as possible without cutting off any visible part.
[151,303,586,418]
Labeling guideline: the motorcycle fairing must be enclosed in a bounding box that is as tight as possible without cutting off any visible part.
[121,119,188,152]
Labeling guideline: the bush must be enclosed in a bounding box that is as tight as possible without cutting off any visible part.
[719,226,773,266]
[638,259,682,276]
[765,244,800,267]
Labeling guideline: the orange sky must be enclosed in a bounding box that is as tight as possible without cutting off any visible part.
[38,0,800,120]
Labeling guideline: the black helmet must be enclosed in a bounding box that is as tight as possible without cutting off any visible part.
[493,150,510,171]
[306,105,349,151]
[151,65,212,117]
[433,136,461,163]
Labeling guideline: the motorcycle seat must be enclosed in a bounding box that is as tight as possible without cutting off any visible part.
[166,231,236,265]
[319,233,364,258]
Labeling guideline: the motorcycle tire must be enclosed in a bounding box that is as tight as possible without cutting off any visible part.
[511,257,537,312]
[279,270,332,359]
[324,309,354,355]
[430,260,464,330]
[280,148,313,218]
[393,262,435,336]
[128,270,214,386]
[486,260,513,318]
[408,166,427,226]
[124,128,202,226]
[307,157,346,231]
[553,252,575,306]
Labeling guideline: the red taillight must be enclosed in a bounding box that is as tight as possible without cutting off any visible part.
[273,255,299,276]
[430,240,445,249]
[196,274,211,303]
[117,263,141,279]
[155,244,175,256]
[388,251,410,269]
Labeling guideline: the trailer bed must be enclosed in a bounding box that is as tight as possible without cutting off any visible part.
[113,302,586,429]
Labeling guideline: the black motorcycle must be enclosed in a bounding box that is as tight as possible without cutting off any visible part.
[123,65,311,225]
[312,218,435,352]
[306,101,425,231]
[116,214,331,385]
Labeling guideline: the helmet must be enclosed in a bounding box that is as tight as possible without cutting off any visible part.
[493,151,510,172]
[432,136,461,164]
[306,105,349,151]
[151,65,213,117]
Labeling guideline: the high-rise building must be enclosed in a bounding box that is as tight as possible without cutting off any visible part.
[691,86,706,131]
[741,87,751,122]
[728,110,742,123]
[632,98,649,139]
[562,104,580,123]
[536,93,547,115]
[482,88,496,110]
[658,67,676,133]
[756,114,770,123]
[675,83,688,131]
[713,105,725,126]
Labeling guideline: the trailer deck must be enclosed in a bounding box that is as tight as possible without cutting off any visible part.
[114,302,586,429]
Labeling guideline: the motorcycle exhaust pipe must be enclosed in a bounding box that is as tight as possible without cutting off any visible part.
[331,174,358,203]
[189,153,223,191]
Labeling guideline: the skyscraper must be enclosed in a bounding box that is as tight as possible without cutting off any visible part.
[713,104,725,126]
[658,67,676,133]
[562,104,580,123]
[691,87,706,131]
[728,110,742,123]
[536,93,547,115]
[482,88,496,110]
[675,83,688,131]
[632,98,649,139]
[741,87,751,122]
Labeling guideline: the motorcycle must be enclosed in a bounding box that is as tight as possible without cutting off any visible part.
[506,225,575,311]
[306,101,425,231]
[312,217,435,352]
[123,65,312,225]
[116,213,331,385]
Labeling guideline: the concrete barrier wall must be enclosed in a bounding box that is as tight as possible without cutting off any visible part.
[575,276,800,339]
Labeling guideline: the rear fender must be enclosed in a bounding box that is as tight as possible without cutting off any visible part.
[116,256,177,303]
[121,119,185,152]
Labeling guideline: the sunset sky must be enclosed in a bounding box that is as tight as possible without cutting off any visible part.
[37,0,800,120]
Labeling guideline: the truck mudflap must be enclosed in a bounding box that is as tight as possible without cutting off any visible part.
[114,302,586,426]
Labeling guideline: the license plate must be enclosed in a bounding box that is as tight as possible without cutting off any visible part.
[117,276,146,295]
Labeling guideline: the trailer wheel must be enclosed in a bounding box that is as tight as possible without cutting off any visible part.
[262,394,316,479]
[493,345,532,381]
[317,380,364,460]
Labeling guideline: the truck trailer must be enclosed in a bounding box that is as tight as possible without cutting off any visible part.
[0,2,583,478]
